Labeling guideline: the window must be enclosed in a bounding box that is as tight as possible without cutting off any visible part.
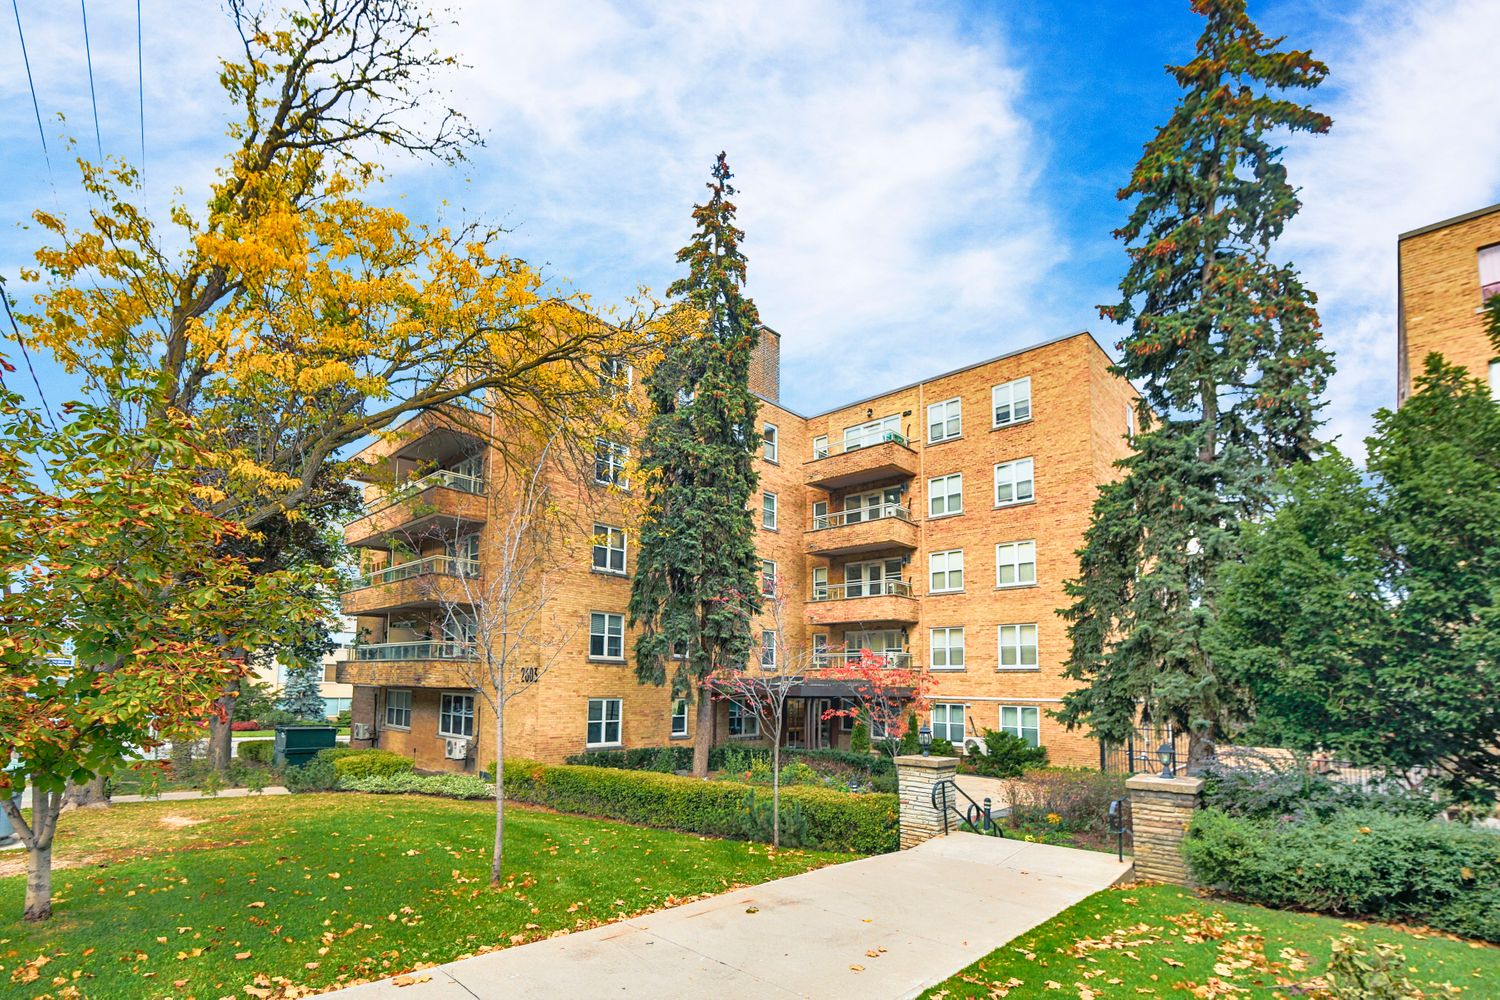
[811,566,829,600]
[594,439,629,488]
[762,491,778,530]
[998,624,1039,670]
[1492,361,1500,400]
[812,633,829,667]
[843,487,901,524]
[812,435,829,459]
[439,693,475,738]
[843,414,901,451]
[762,423,779,463]
[929,549,964,594]
[760,629,777,668]
[384,688,412,729]
[761,559,777,596]
[995,540,1037,588]
[992,377,1032,427]
[728,701,759,737]
[929,627,965,671]
[811,500,830,530]
[930,703,965,743]
[671,698,688,738]
[671,638,688,659]
[927,397,962,442]
[928,473,963,518]
[601,356,632,394]
[1125,402,1137,443]
[994,457,1035,507]
[589,612,624,660]
[846,557,903,597]
[592,524,627,575]
[999,705,1041,747]
[587,698,622,747]
[1480,244,1500,302]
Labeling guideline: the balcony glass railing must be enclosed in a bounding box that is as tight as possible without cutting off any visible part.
[813,649,914,669]
[356,469,486,520]
[808,579,913,601]
[356,554,481,588]
[812,430,909,460]
[810,503,912,531]
[353,640,478,661]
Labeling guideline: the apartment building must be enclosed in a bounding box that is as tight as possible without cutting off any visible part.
[1398,202,1500,404]
[339,328,1138,771]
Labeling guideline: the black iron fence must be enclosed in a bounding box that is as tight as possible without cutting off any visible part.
[1100,726,1191,777]
[1100,732,1396,790]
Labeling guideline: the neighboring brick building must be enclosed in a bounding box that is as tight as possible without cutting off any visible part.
[1398,202,1500,405]
[339,329,1138,771]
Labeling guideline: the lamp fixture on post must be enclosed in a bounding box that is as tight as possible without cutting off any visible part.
[1156,741,1176,778]
[918,724,933,756]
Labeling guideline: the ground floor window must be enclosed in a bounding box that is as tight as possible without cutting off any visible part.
[999,705,1041,747]
[439,692,474,738]
[588,697,622,747]
[728,702,759,737]
[385,688,412,729]
[671,698,688,738]
[930,702,965,743]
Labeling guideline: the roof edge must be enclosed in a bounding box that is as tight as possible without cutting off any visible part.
[1398,201,1500,241]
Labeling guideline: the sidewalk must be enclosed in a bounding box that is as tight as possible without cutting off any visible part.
[111,787,290,803]
[329,833,1132,1000]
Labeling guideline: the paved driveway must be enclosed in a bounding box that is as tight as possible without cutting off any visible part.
[331,834,1132,1000]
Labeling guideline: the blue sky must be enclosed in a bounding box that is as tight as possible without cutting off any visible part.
[3,0,1499,456]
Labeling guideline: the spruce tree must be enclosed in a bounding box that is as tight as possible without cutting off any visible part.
[630,153,763,777]
[277,663,329,721]
[1059,0,1334,768]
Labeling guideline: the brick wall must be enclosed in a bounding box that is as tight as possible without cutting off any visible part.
[750,326,781,402]
[1398,205,1500,404]
[1126,774,1202,885]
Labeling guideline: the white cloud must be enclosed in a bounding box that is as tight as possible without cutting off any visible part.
[1283,0,1500,456]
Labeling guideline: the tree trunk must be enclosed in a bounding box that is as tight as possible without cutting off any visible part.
[692,686,713,777]
[24,843,53,922]
[62,775,109,810]
[1186,730,1216,775]
[491,705,505,887]
[208,677,241,772]
[770,739,780,848]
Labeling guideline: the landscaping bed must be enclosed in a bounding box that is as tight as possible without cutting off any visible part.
[0,793,846,997]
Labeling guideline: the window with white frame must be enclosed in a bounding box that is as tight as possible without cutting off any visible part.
[762,491,778,529]
[992,377,1032,427]
[761,559,777,596]
[999,705,1041,747]
[811,499,830,530]
[929,627,965,670]
[601,356,632,394]
[384,688,412,728]
[811,566,829,600]
[728,701,759,737]
[812,633,829,667]
[439,692,475,738]
[995,540,1037,588]
[997,623,1039,670]
[1125,402,1137,443]
[671,698,688,738]
[763,423,779,463]
[589,612,624,660]
[760,629,777,668]
[929,549,964,594]
[592,523,627,575]
[593,439,629,487]
[1480,244,1500,302]
[994,457,1035,506]
[930,703,965,743]
[587,697,622,747]
[928,473,963,518]
[843,414,901,451]
[1492,361,1500,400]
[812,434,829,459]
[927,397,962,442]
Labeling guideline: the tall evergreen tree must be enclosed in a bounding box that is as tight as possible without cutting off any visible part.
[277,662,330,721]
[1059,0,1334,768]
[630,153,763,777]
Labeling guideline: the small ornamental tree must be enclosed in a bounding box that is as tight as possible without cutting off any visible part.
[631,153,763,777]
[821,652,937,758]
[276,662,329,721]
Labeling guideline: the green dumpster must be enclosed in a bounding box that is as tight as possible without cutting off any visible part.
[274,724,338,768]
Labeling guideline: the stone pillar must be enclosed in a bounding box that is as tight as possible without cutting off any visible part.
[895,755,958,849]
[1126,774,1204,885]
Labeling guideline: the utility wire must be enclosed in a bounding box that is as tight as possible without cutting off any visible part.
[11,0,53,180]
[80,0,103,163]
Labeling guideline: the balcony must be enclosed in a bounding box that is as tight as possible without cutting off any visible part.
[813,649,916,670]
[341,555,482,616]
[806,579,919,627]
[345,470,487,548]
[804,503,917,557]
[336,641,479,688]
[805,434,919,491]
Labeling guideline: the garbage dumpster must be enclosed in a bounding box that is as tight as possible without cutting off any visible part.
[273,725,338,768]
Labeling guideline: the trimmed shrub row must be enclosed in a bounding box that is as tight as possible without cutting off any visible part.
[563,744,894,778]
[319,748,414,779]
[502,759,897,854]
[236,740,274,764]
[337,772,491,799]
[1185,807,1500,943]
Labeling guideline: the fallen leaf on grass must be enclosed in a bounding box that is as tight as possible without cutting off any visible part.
[235,951,252,960]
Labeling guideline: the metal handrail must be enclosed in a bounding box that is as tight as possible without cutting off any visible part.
[809,579,913,601]
[810,503,912,531]
[356,469,487,519]
[356,554,481,588]
[812,430,909,460]
[813,649,913,669]
[930,777,1005,837]
[353,640,478,662]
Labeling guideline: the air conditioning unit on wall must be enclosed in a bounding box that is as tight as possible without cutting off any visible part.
[351,722,372,740]
[444,738,470,761]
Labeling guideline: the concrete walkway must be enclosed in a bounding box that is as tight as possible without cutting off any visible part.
[111,786,290,803]
[331,834,1132,1000]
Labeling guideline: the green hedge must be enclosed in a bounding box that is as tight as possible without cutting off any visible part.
[564,745,893,778]
[318,748,414,779]
[236,740,274,764]
[564,746,694,771]
[337,772,490,799]
[1185,808,1500,942]
[503,760,896,854]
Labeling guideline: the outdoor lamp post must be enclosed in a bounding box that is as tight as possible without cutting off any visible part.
[918,725,933,756]
[1156,741,1176,778]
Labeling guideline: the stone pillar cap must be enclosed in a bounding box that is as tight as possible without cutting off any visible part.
[894,754,958,768]
[1125,773,1204,793]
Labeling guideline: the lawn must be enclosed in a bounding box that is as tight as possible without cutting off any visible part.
[0,793,848,998]
[923,883,1500,998]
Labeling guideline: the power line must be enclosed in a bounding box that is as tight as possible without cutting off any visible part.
[80,0,103,163]
[1,280,62,440]
[10,0,53,180]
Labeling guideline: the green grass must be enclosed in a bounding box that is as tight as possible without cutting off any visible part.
[0,793,846,998]
[922,883,1500,998]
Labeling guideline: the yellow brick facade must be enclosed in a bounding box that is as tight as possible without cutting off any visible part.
[341,331,1137,772]
[1398,203,1500,405]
